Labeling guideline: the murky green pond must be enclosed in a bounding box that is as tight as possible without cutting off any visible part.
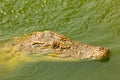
[0,0,120,80]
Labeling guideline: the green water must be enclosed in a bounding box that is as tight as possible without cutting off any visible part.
[0,0,120,80]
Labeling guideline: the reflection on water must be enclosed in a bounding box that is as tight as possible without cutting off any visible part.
[2,60,119,80]
[0,0,120,80]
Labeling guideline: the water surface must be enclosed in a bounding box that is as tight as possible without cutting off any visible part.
[0,0,120,80]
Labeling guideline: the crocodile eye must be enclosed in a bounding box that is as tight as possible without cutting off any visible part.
[97,47,104,51]
[52,41,59,49]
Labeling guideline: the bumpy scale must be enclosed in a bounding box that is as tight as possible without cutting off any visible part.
[6,31,109,60]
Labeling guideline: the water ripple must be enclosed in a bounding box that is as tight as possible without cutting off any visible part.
[91,61,120,80]
[109,28,120,42]
[117,29,120,39]
[15,62,51,79]
[16,63,39,77]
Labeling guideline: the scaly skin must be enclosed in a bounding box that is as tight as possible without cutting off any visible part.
[5,31,109,60]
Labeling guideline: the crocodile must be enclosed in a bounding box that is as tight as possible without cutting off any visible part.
[5,31,109,60]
